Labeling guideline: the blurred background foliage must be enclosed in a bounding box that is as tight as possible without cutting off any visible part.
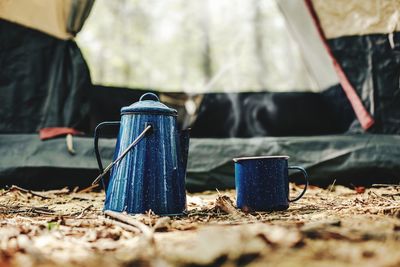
[77,0,317,93]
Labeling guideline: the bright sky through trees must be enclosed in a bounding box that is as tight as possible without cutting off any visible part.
[77,0,317,93]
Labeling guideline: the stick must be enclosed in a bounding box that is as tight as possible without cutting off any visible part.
[30,208,56,215]
[371,191,395,203]
[153,217,171,231]
[327,179,336,195]
[76,204,93,218]
[10,185,53,199]
[66,134,76,155]
[104,210,153,237]
[77,183,99,194]
[103,218,141,233]
[44,187,70,195]
[372,184,400,188]
[0,189,9,197]
[214,195,241,216]
[69,194,96,201]
[2,206,55,215]
[382,193,400,197]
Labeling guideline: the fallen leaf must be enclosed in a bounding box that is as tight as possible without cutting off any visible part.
[355,187,366,194]
[214,195,240,216]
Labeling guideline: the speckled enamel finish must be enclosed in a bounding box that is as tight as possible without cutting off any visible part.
[235,157,291,211]
[103,94,189,215]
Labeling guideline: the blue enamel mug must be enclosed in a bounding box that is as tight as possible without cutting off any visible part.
[233,156,308,211]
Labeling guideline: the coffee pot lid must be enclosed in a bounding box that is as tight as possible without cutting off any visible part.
[121,92,177,116]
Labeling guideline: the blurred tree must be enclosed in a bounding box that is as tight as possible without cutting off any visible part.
[77,0,318,93]
[252,0,267,88]
[199,0,213,83]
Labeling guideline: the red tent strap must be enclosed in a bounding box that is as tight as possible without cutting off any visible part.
[39,127,83,140]
[304,0,374,130]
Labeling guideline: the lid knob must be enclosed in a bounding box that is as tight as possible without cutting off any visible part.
[121,92,177,115]
[139,93,159,102]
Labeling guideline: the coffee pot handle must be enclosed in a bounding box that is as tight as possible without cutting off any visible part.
[92,123,153,187]
[94,121,121,189]
[287,166,309,202]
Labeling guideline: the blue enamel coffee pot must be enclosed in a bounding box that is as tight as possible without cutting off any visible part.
[93,92,189,215]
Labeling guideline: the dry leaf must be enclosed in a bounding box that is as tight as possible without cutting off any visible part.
[355,187,366,194]
[214,195,241,216]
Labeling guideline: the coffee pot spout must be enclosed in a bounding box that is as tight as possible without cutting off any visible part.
[178,129,190,178]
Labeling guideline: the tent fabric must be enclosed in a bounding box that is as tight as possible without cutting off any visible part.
[276,0,339,90]
[1,134,400,191]
[311,0,400,39]
[305,0,400,134]
[67,0,96,35]
[190,85,355,138]
[185,134,400,190]
[0,0,94,40]
[0,19,91,134]
[328,32,400,134]
[88,85,354,138]
[0,0,73,40]
[304,0,375,130]
[280,0,400,133]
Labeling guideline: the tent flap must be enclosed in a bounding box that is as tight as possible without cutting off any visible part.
[67,0,96,35]
[0,19,91,134]
[328,33,400,134]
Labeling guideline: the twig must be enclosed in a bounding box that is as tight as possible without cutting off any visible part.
[0,204,55,215]
[44,187,70,195]
[187,210,213,217]
[370,191,395,203]
[104,210,153,238]
[301,219,341,232]
[327,179,337,195]
[381,206,400,218]
[145,210,156,227]
[66,134,76,155]
[77,183,99,194]
[214,195,241,217]
[153,217,171,231]
[9,185,53,199]
[103,218,141,233]
[76,204,93,218]
[382,193,400,197]
[372,184,400,188]
[0,189,9,197]
[68,194,96,201]
[29,209,56,215]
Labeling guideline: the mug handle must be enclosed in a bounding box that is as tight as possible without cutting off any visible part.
[287,166,309,202]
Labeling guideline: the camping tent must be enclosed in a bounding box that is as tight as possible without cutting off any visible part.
[0,0,399,190]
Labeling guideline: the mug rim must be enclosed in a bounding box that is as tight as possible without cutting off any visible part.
[233,155,289,162]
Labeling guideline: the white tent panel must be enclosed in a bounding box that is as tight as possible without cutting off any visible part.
[277,0,339,91]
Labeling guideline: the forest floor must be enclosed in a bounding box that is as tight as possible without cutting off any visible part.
[1,184,400,267]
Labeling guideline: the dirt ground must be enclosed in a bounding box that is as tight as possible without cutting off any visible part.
[1,183,400,267]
